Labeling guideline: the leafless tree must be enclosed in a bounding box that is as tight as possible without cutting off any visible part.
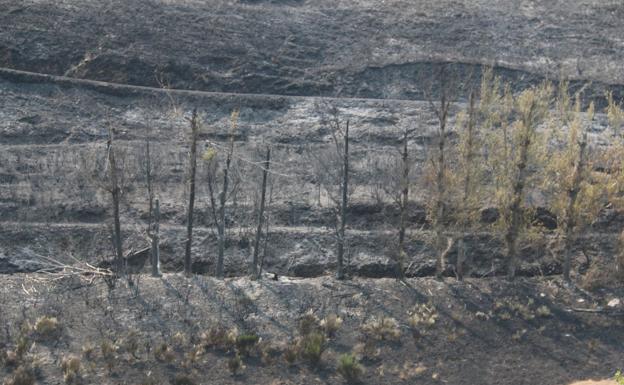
[184,108,200,277]
[204,110,241,278]
[106,127,124,273]
[252,146,271,279]
[309,103,352,279]
[140,139,163,277]
[368,128,414,280]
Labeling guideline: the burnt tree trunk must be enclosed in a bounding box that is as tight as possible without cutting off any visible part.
[151,198,161,277]
[252,147,271,279]
[397,130,409,280]
[184,109,199,277]
[216,130,235,278]
[336,121,349,280]
[107,128,124,275]
[434,93,450,278]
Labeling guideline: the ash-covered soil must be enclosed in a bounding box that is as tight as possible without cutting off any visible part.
[1,69,623,279]
[1,274,623,385]
[1,0,623,98]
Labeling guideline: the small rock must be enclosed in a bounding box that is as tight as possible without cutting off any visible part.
[607,298,621,308]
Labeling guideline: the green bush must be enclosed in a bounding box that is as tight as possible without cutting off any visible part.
[337,353,364,383]
[227,354,243,375]
[235,333,259,356]
[615,370,624,385]
[299,332,326,365]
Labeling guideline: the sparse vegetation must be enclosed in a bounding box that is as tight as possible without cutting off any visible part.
[320,313,343,338]
[2,11,624,385]
[173,374,196,385]
[299,332,326,365]
[3,365,35,385]
[61,355,81,384]
[33,316,60,339]
[337,353,364,383]
[614,370,624,385]
[407,303,438,335]
[227,354,243,375]
[361,316,401,341]
[235,333,260,356]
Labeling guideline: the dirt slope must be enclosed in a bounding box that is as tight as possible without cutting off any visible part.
[1,274,623,385]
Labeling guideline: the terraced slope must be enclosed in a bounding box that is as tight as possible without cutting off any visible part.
[0,0,623,277]
[0,68,621,277]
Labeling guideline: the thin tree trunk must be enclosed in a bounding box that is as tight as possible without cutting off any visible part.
[259,176,274,278]
[397,130,409,280]
[253,147,271,279]
[184,109,199,277]
[505,113,534,279]
[563,131,587,282]
[336,121,349,279]
[457,92,477,280]
[146,139,153,232]
[216,132,235,278]
[151,198,161,277]
[107,128,124,275]
[435,94,448,278]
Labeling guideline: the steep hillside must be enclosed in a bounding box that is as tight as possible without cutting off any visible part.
[1,0,623,98]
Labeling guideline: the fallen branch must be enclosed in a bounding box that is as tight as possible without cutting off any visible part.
[567,307,624,316]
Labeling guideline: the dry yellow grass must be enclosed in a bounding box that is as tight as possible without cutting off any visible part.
[568,380,616,385]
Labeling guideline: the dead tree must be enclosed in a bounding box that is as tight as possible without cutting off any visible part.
[396,129,410,280]
[106,127,124,274]
[151,198,161,277]
[204,110,240,278]
[184,109,200,277]
[142,139,162,277]
[336,121,350,279]
[252,146,271,279]
[309,104,352,280]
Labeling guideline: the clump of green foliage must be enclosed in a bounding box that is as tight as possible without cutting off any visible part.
[337,353,364,383]
[299,332,326,365]
[614,370,624,385]
[282,340,299,365]
[298,310,321,336]
[227,354,243,375]
[235,333,260,356]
